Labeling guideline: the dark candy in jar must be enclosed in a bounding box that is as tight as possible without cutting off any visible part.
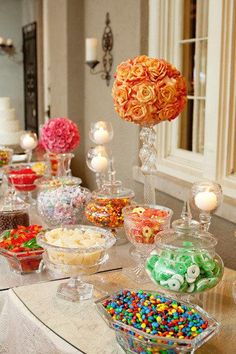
[0,210,30,233]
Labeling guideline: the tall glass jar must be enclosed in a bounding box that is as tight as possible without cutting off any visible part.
[85,180,135,238]
[146,221,224,295]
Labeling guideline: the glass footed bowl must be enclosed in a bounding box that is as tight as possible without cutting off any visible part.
[122,204,173,283]
[96,289,220,354]
[36,176,90,227]
[146,231,224,295]
[37,225,116,301]
[4,163,44,205]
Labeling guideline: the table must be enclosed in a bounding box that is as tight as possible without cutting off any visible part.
[0,265,236,353]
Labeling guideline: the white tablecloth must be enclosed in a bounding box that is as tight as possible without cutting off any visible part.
[0,290,80,354]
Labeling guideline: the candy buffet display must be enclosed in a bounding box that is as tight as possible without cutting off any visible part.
[37,225,116,301]
[85,180,134,231]
[146,228,224,295]
[191,180,223,231]
[112,55,187,204]
[96,289,219,353]
[0,146,13,167]
[122,204,173,283]
[36,176,91,227]
[0,225,44,273]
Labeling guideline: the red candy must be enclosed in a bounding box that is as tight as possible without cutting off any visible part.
[9,168,39,191]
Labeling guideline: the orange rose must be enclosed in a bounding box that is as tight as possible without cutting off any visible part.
[147,59,167,82]
[125,101,148,122]
[156,78,178,106]
[116,61,132,82]
[128,64,147,81]
[136,83,156,104]
[112,84,131,106]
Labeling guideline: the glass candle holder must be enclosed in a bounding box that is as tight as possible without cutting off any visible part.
[191,181,223,231]
[86,145,110,188]
[89,121,113,145]
[20,131,38,163]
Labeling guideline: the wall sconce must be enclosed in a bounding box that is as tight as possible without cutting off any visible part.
[0,37,15,56]
[85,12,113,87]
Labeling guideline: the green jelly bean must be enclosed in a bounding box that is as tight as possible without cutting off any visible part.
[183,241,193,247]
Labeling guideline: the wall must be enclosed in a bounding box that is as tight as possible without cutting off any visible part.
[0,0,24,127]
[83,0,148,195]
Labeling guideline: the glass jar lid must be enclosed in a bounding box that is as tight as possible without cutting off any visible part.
[93,180,135,199]
[156,229,217,252]
[36,176,82,190]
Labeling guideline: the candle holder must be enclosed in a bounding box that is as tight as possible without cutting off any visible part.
[86,145,109,189]
[89,121,113,145]
[191,181,223,231]
[20,131,38,163]
[85,13,113,87]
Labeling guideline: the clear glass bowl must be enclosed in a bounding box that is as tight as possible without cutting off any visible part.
[96,289,220,354]
[0,226,44,274]
[37,225,116,301]
[146,230,224,295]
[0,146,13,167]
[4,163,44,205]
[36,176,90,227]
[122,204,173,283]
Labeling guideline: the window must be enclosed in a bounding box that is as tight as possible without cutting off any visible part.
[179,0,208,154]
[134,0,236,223]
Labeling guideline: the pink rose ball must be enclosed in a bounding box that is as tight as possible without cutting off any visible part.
[41,117,80,154]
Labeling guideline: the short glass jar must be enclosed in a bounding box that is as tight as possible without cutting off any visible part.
[146,224,224,295]
[85,181,135,231]
[36,176,91,227]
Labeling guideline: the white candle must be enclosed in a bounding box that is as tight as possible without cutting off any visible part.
[93,127,110,144]
[85,38,98,61]
[6,38,13,46]
[90,155,108,173]
[0,37,5,45]
[21,135,37,150]
[195,191,217,211]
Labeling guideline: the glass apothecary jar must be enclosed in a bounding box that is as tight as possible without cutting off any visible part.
[85,181,135,231]
[146,222,224,295]
[0,190,30,233]
[36,176,91,227]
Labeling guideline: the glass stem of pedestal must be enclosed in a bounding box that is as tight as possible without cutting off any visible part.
[68,276,84,288]
[199,211,211,232]
[95,172,105,189]
[139,126,157,205]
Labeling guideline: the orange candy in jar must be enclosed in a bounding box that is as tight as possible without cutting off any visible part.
[85,181,134,230]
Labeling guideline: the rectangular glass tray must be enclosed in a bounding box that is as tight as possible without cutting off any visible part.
[0,247,44,274]
[96,289,220,354]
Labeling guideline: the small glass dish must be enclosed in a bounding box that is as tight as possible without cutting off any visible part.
[37,225,116,301]
[0,225,44,274]
[0,248,44,274]
[96,289,220,354]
